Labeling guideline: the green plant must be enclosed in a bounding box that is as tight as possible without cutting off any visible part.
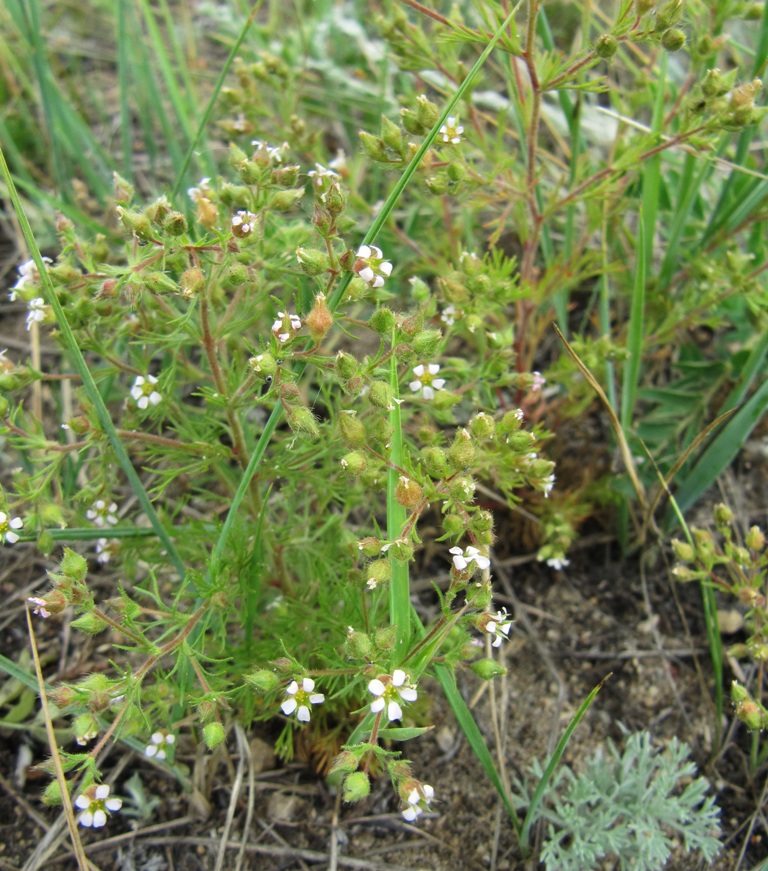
[524,730,722,871]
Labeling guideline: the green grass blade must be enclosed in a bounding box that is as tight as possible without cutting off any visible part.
[0,146,186,579]
[520,673,612,848]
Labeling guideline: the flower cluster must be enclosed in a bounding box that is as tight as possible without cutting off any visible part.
[409,364,445,400]
[74,784,122,828]
[449,545,490,572]
[131,374,162,409]
[368,669,417,721]
[353,245,392,289]
[0,511,23,545]
[281,677,325,722]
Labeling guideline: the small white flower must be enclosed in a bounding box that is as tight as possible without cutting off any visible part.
[75,784,122,828]
[231,210,257,237]
[546,556,570,571]
[251,139,288,163]
[130,374,162,410]
[449,545,490,572]
[145,730,176,760]
[86,499,118,528]
[271,311,302,343]
[308,163,340,190]
[187,177,211,202]
[28,597,50,618]
[368,669,418,722]
[531,371,546,391]
[10,257,52,301]
[541,474,555,496]
[439,116,464,144]
[354,245,393,289]
[440,305,456,326]
[25,298,47,330]
[0,512,23,545]
[484,608,513,648]
[281,677,325,722]
[408,363,446,400]
[402,782,435,821]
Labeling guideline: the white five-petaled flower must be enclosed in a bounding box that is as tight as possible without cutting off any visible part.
[307,163,340,199]
[546,556,570,571]
[231,210,257,238]
[10,257,52,301]
[25,298,47,330]
[449,545,490,573]
[354,245,393,289]
[28,597,50,618]
[75,784,122,828]
[440,305,456,326]
[0,511,23,545]
[409,364,445,400]
[368,669,418,722]
[484,608,513,648]
[187,177,211,202]
[439,116,464,144]
[251,139,288,163]
[402,783,435,822]
[131,374,162,410]
[145,730,176,760]
[271,311,302,343]
[281,677,325,723]
[86,499,118,528]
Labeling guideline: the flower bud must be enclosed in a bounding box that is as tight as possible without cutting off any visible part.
[411,329,442,356]
[366,559,391,589]
[61,548,88,582]
[470,659,508,680]
[42,779,65,806]
[400,107,425,135]
[422,446,448,478]
[380,115,404,154]
[286,406,320,437]
[746,526,765,551]
[654,0,683,30]
[448,428,475,470]
[325,182,346,216]
[359,131,389,162]
[369,307,396,334]
[272,164,300,186]
[113,172,134,204]
[339,411,366,448]
[595,34,618,58]
[335,351,358,379]
[296,247,329,276]
[416,94,439,128]
[305,293,333,342]
[449,475,476,503]
[368,381,394,409]
[245,670,280,694]
[425,175,450,195]
[713,502,734,525]
[384,539,415,562]
[222,263,248,288]
[181,267,205,296]
[746,2,764,18]
[249,353,277,380]
[671,539,695,562]
[71,612,108,634]
[734,697,764,730]
[163,211,188,236]
[344,629,373,660]
[145,271,178,295]
[311,204,334,236]
[343,771,371,802]
[374,624,398,650]
[395,476,424,509]
[340,451,367,476]
[442,514,466,537]
[269,189,304,212]
[116,207,153,243]
[37,530,55,556]
[203,721,226,749]
[330,750,360,775]
[661,28,686,51]
[358,537,382,557]
[506,430,536,451]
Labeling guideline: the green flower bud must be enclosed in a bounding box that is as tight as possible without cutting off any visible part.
[145,271,178,295]
[713,502,734,525]
[369,307,396,334]
[469,412,495,440]
[329,750,360,775]
[368,381,394,409]
[425,174,450,195]
[340,451,367,477]
[654,0,683,31]
[661,28,686,51]
[469,509,494,538]
[286,407,320,437]
[358,537,382,557]
[305,292,333,342]
[416,95,439,128]
[249,353,277,380]
[408,276,431,303]
[442,513,466,537]
[447,162,466,183]
[71,612,109,634]
[344,629,373,660]
[339,412,366,448]
[449,475,476,504]
[0,373,19,391]
[325,182,345,216]
[343,771,371,802]
[380,115,404,154]
[116,207,153,243]
[245,670,280,694]
[746,2,764,19]
[411,329,442,356]
[37,530,54,556]
[203,721,226,749]
[448,428,475,470]
[385,539,415,562]
[222,263,249,289]
[163,211,188,236]
[374,624,398,650]
[312,204,334,236]
[365,558,391,590]
[506,430,536,451]
[359,131,389,162]
[112,172,134,204]
[400,107,425,135]
[595,34,619,58]
[0,395,9,417]
[61,548,87,582]
[470,659,508,680]
[296,247,329,277]
[422,446,448,478]
[42,779,66,806]
[746,526,765,551]
[731,681,749,702]
[335,351,358,379]
[181,267,205,296]
[272,164,300,186]
[269,189,304,211]
[671,539,695,562]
